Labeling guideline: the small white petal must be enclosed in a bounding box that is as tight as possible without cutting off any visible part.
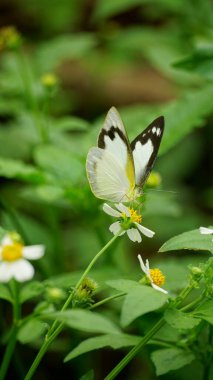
[127,228,141,243]
[115,203,130,217]
[138,254,149,275]
[23,245,45,260]
[151,282,168,294]
[12,259,35,282]
[1,235,13,246]
[109,221,124,236]
[135,223,155,238]
[0,262,14,282]
[103,203,120,217]
[199,227,213,235]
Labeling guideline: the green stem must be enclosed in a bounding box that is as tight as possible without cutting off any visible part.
[0,325,18,380]
[104,283,196,380]
[90,292,126,310]
[0,280,20,380]
[104,318,165,380]
[24,230,122,380]
[16,49,47,142]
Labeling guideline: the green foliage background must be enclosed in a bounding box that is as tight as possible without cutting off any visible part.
[0,0,212,379]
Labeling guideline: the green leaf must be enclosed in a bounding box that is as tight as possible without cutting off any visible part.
[94,0,146,20]
[36,34,97,71]
[54,117,90,132]
[17,319,46,344]
[0,158,45,184]
[43,309,121,334]
[121,286,167,327]
[0,283,13,302]
[159,228,213,253]
[192,300,213,324]
[164,308,201,330]
[106,279,141,293]
[173,50,213,81]
[79,370,94,380]
[20,281,45,304]
[64,333,141,362]
[151,348,195,375]
[34,145,84,186]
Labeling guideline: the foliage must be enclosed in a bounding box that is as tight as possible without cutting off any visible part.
[0,1,213,380]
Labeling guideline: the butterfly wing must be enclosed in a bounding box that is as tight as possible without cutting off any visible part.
[131,116,164,187]
[86,107,135,202]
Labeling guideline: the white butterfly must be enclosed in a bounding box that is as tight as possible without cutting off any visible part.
[86,107,164,203]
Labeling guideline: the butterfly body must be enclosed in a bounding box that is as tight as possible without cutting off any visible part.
[86,107,164,203]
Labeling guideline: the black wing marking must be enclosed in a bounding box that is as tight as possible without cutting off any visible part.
[130,116,164,187]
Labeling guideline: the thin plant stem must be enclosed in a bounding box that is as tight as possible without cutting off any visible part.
[24,230,122,380]
[90,292,126,310]
[0,280,20,380]
[104,283,197,380]
[104,318,165,380]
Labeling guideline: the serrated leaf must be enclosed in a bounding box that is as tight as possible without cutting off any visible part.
[164,308,201,330]
[151,348,195,375]
[192,300,213,324]
[64,333,141,362]
[106,279,141,293]
[159,229,213,253]
[0,283,13,302]
[20,281,45,304]
[43,309,120,334]
[121,286,167,327]
[17,319,46,344]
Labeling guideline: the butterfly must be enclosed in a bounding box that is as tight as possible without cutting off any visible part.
[86,107,164,203]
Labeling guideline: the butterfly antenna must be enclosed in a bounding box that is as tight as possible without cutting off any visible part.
[144,188,179,195]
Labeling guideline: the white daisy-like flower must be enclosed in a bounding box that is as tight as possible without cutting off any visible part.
[0,233,45,283]
[138,254,168,294]
[103,203,155,243]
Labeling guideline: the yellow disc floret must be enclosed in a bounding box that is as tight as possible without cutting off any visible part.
[2,243,23,262]
[128,208,142,224]
[149,268,165,286]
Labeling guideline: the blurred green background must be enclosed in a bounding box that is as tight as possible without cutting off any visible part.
[0,0,212,379]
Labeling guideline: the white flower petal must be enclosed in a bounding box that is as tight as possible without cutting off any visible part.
[151,282,168,294]
[0,262,14,282]
[109,221,124,236]
[1,235,13,246]
[103,203,120,217]
[23,245,45,260]
[199,227,213,235]
[12,259,35,282]
[115,203,130,216]
[127,228,141,243]
[137,254,149,275]
[135,223,155,238]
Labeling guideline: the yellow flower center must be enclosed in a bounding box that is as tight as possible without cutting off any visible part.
[149,268,165,286]
[2,243,23,262]
[128,208,142,223]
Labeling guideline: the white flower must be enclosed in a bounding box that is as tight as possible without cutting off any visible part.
[138,254,168,294]
[103,203,155,243]
[0,234,45,283]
